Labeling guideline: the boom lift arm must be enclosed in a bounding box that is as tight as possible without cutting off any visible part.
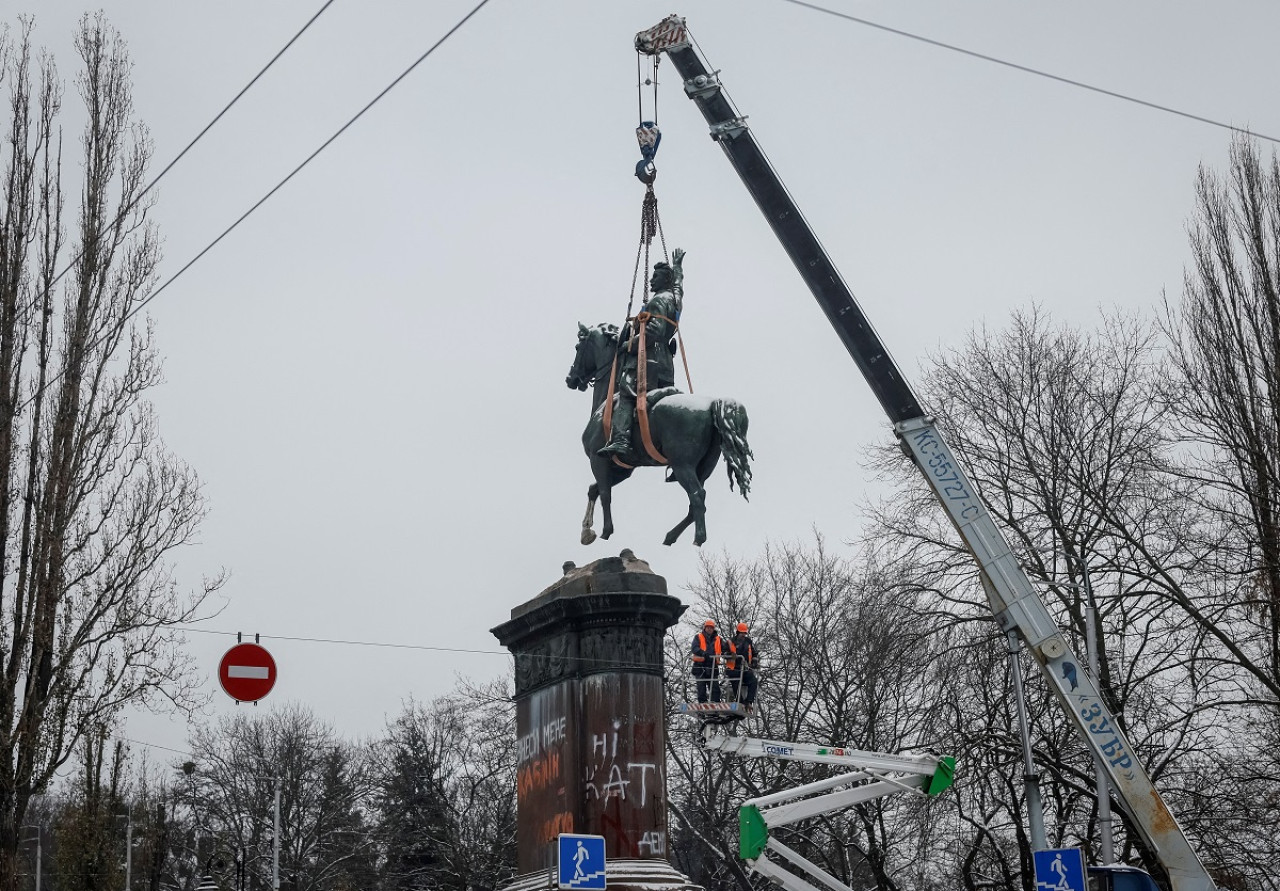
[636,16,1216,891]
[703,728,955,891]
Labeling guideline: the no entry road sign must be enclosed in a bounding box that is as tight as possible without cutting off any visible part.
[218,642,277,703]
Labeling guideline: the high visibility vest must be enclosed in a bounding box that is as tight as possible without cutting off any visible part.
[692,633,723,663]
[727,639,755,671]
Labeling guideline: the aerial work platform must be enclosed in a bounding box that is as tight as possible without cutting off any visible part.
[702,725,955,891]
[676,653,757,724]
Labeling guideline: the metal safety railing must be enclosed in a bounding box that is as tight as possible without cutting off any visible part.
[676,655,760,721]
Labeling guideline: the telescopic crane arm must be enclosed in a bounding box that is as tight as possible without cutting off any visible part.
[636,15,1216,891]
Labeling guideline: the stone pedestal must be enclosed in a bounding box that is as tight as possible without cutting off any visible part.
[491,551,699,891]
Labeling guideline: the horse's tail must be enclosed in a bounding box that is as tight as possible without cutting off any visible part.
[712,398,753,500]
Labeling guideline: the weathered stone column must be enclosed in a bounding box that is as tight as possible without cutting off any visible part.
[491,551,699,891]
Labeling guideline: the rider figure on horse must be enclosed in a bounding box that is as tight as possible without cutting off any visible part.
[598,247,686,460]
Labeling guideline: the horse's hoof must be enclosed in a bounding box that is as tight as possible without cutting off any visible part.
[602,529,613,540]
[581,529,597,545]
[662,534,678,546]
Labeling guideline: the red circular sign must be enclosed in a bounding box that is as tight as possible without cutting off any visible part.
[218,642,277,703]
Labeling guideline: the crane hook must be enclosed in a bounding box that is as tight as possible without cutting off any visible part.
[635,121,661,184]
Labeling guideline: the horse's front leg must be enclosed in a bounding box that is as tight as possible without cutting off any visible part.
[665,464,708,546]
[581,483,599,545]
[590,457,626,541]
[600,484,615,540]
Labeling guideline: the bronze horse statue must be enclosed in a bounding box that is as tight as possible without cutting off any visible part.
[565,322,752,546]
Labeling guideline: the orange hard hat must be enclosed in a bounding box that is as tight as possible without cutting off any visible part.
[703,619,716,627]
[736,622,749,632]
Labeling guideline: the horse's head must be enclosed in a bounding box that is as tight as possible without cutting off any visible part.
[566,322,619,391]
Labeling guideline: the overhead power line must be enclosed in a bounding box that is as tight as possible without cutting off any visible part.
[119,736,193,757]
[782,0,1280,145]
[19,0,494,412]
[31,0,338,315]
[180,624,510,659]
[177,624,678,672]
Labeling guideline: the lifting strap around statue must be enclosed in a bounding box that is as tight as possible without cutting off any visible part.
[634,311,671,465]
[602,353,620,442]
[602,311,691,469]
[602,186,662,462]
[602,168,695,469]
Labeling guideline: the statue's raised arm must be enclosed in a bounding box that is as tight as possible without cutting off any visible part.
[646,249,684,340]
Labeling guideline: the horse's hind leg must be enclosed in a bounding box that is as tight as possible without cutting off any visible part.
[581,483,599,545]
[664,464,708,547]
[663,507,696,546]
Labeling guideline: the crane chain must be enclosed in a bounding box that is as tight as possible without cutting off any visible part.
[627,185,665,318]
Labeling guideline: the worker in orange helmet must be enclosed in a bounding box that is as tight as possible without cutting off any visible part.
[690,619,724,703]
[725,621,758,707]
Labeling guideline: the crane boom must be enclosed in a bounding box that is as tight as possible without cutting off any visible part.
[637,16,1216,891]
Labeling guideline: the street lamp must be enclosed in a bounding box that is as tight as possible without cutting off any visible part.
[114,809,132,891]
[1032,571,1117,864]
[984,572,1049,852]
[1004,628,1049,852]
[274,775,281,891]
[179,760,212,882]
[1074,560,1116,864]
[22,827,40,891]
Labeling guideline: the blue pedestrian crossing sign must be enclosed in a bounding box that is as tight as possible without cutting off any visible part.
[1034,848,1086,891]
[558,833,607,890]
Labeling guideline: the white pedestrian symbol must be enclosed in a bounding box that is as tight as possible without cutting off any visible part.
[574,841,589,880]
[1038,853,1071,891]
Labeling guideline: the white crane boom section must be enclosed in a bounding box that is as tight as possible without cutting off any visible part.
[702,727,954,891]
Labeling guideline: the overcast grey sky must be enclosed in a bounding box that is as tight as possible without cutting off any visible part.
[12,0,1280,761]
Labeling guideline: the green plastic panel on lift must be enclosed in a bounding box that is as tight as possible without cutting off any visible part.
[927,756,957,797]
[738,758,954,861]
[739,804,768,861]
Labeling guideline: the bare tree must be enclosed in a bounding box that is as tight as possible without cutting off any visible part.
[489,138,1280,891]
[1139,133,1280,891]
[49,727,129,891]
[667,539,956,891]
[186,704,376,891]
[865,305,1279,888]
[0,16,218,891]
[371,680,517,891]
[1166,133,1280,701]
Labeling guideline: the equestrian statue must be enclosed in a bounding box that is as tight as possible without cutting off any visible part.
[565,249,752,546]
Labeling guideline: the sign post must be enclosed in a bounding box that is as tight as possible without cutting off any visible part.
[557,833,606,890]
[218,642,277,703]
